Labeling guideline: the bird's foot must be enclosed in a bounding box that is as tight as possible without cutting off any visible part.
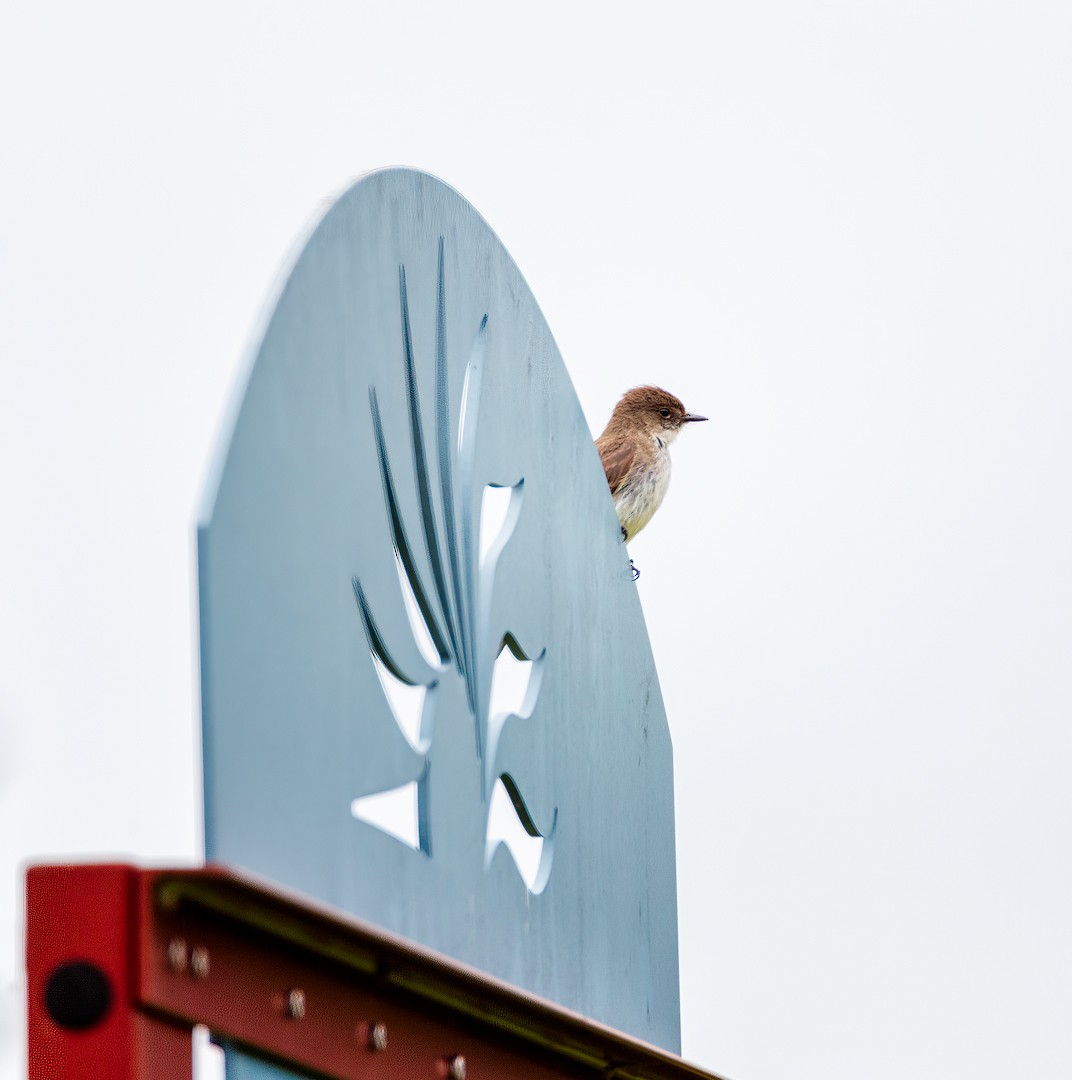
[630,559,640,582]
[620,526,628,542]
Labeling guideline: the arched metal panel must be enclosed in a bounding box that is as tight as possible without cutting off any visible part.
[198,169,680,1060]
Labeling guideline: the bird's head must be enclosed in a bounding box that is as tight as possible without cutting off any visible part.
[610,386,708,442]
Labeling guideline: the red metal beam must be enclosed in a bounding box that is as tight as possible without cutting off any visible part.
[27,864,730,1080]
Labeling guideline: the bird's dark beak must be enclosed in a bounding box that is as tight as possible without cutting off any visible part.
[683,413,708,423]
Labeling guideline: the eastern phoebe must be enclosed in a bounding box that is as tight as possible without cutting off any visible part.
[596,386,707,576]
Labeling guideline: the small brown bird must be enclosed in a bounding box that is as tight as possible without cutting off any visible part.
[596,386,708,577]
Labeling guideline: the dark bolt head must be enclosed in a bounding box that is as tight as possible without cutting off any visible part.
[43,961,113,1031]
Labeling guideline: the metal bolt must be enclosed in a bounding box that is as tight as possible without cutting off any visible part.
[284,988,306,1020]
[190,946,210,979]
[444,1054,466,1080]
[43,961,113,1031]
[166,938,188,974]
[368,1022,388,1051]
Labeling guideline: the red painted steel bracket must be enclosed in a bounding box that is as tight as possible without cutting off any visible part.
[27,864,730,1080]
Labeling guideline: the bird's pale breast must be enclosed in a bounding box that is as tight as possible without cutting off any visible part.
[614,446,672,541]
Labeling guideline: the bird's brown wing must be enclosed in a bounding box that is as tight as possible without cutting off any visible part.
[597,438,636,496]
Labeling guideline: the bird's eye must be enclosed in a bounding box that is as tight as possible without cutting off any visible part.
[660,408,671,418]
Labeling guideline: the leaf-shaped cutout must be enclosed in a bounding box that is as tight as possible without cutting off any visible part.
[351,781,421,850]
[351,763,431,855]
[367,387,452,665]
[485,775,555,894]
[398,263,462,670]
[353,574,437,753]
[393,549,447,671]
[486,634,545,787]
[479,480,524,576]
[456,314,488,722]
[369,650,434,754]
[479,483,517,567]
[489,634,537,720]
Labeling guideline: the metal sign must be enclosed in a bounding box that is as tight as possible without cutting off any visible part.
[197,169,681,1068]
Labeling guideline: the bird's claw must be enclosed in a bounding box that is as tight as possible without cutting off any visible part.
[619,526,639,579]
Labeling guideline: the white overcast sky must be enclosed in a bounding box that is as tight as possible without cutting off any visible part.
[2,3,1071,1078]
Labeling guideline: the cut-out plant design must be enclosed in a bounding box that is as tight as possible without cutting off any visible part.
[351,239,555,894]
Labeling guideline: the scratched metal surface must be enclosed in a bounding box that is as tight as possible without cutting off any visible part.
[198,170,680,1073]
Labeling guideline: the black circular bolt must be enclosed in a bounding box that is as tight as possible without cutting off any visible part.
[43,961,113,1031]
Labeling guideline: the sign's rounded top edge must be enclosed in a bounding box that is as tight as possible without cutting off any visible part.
[196,166,540,533]
[197,167,459,530]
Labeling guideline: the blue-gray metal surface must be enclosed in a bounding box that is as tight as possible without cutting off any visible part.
[198,169,680,1065]
[216,1044,294,1080]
